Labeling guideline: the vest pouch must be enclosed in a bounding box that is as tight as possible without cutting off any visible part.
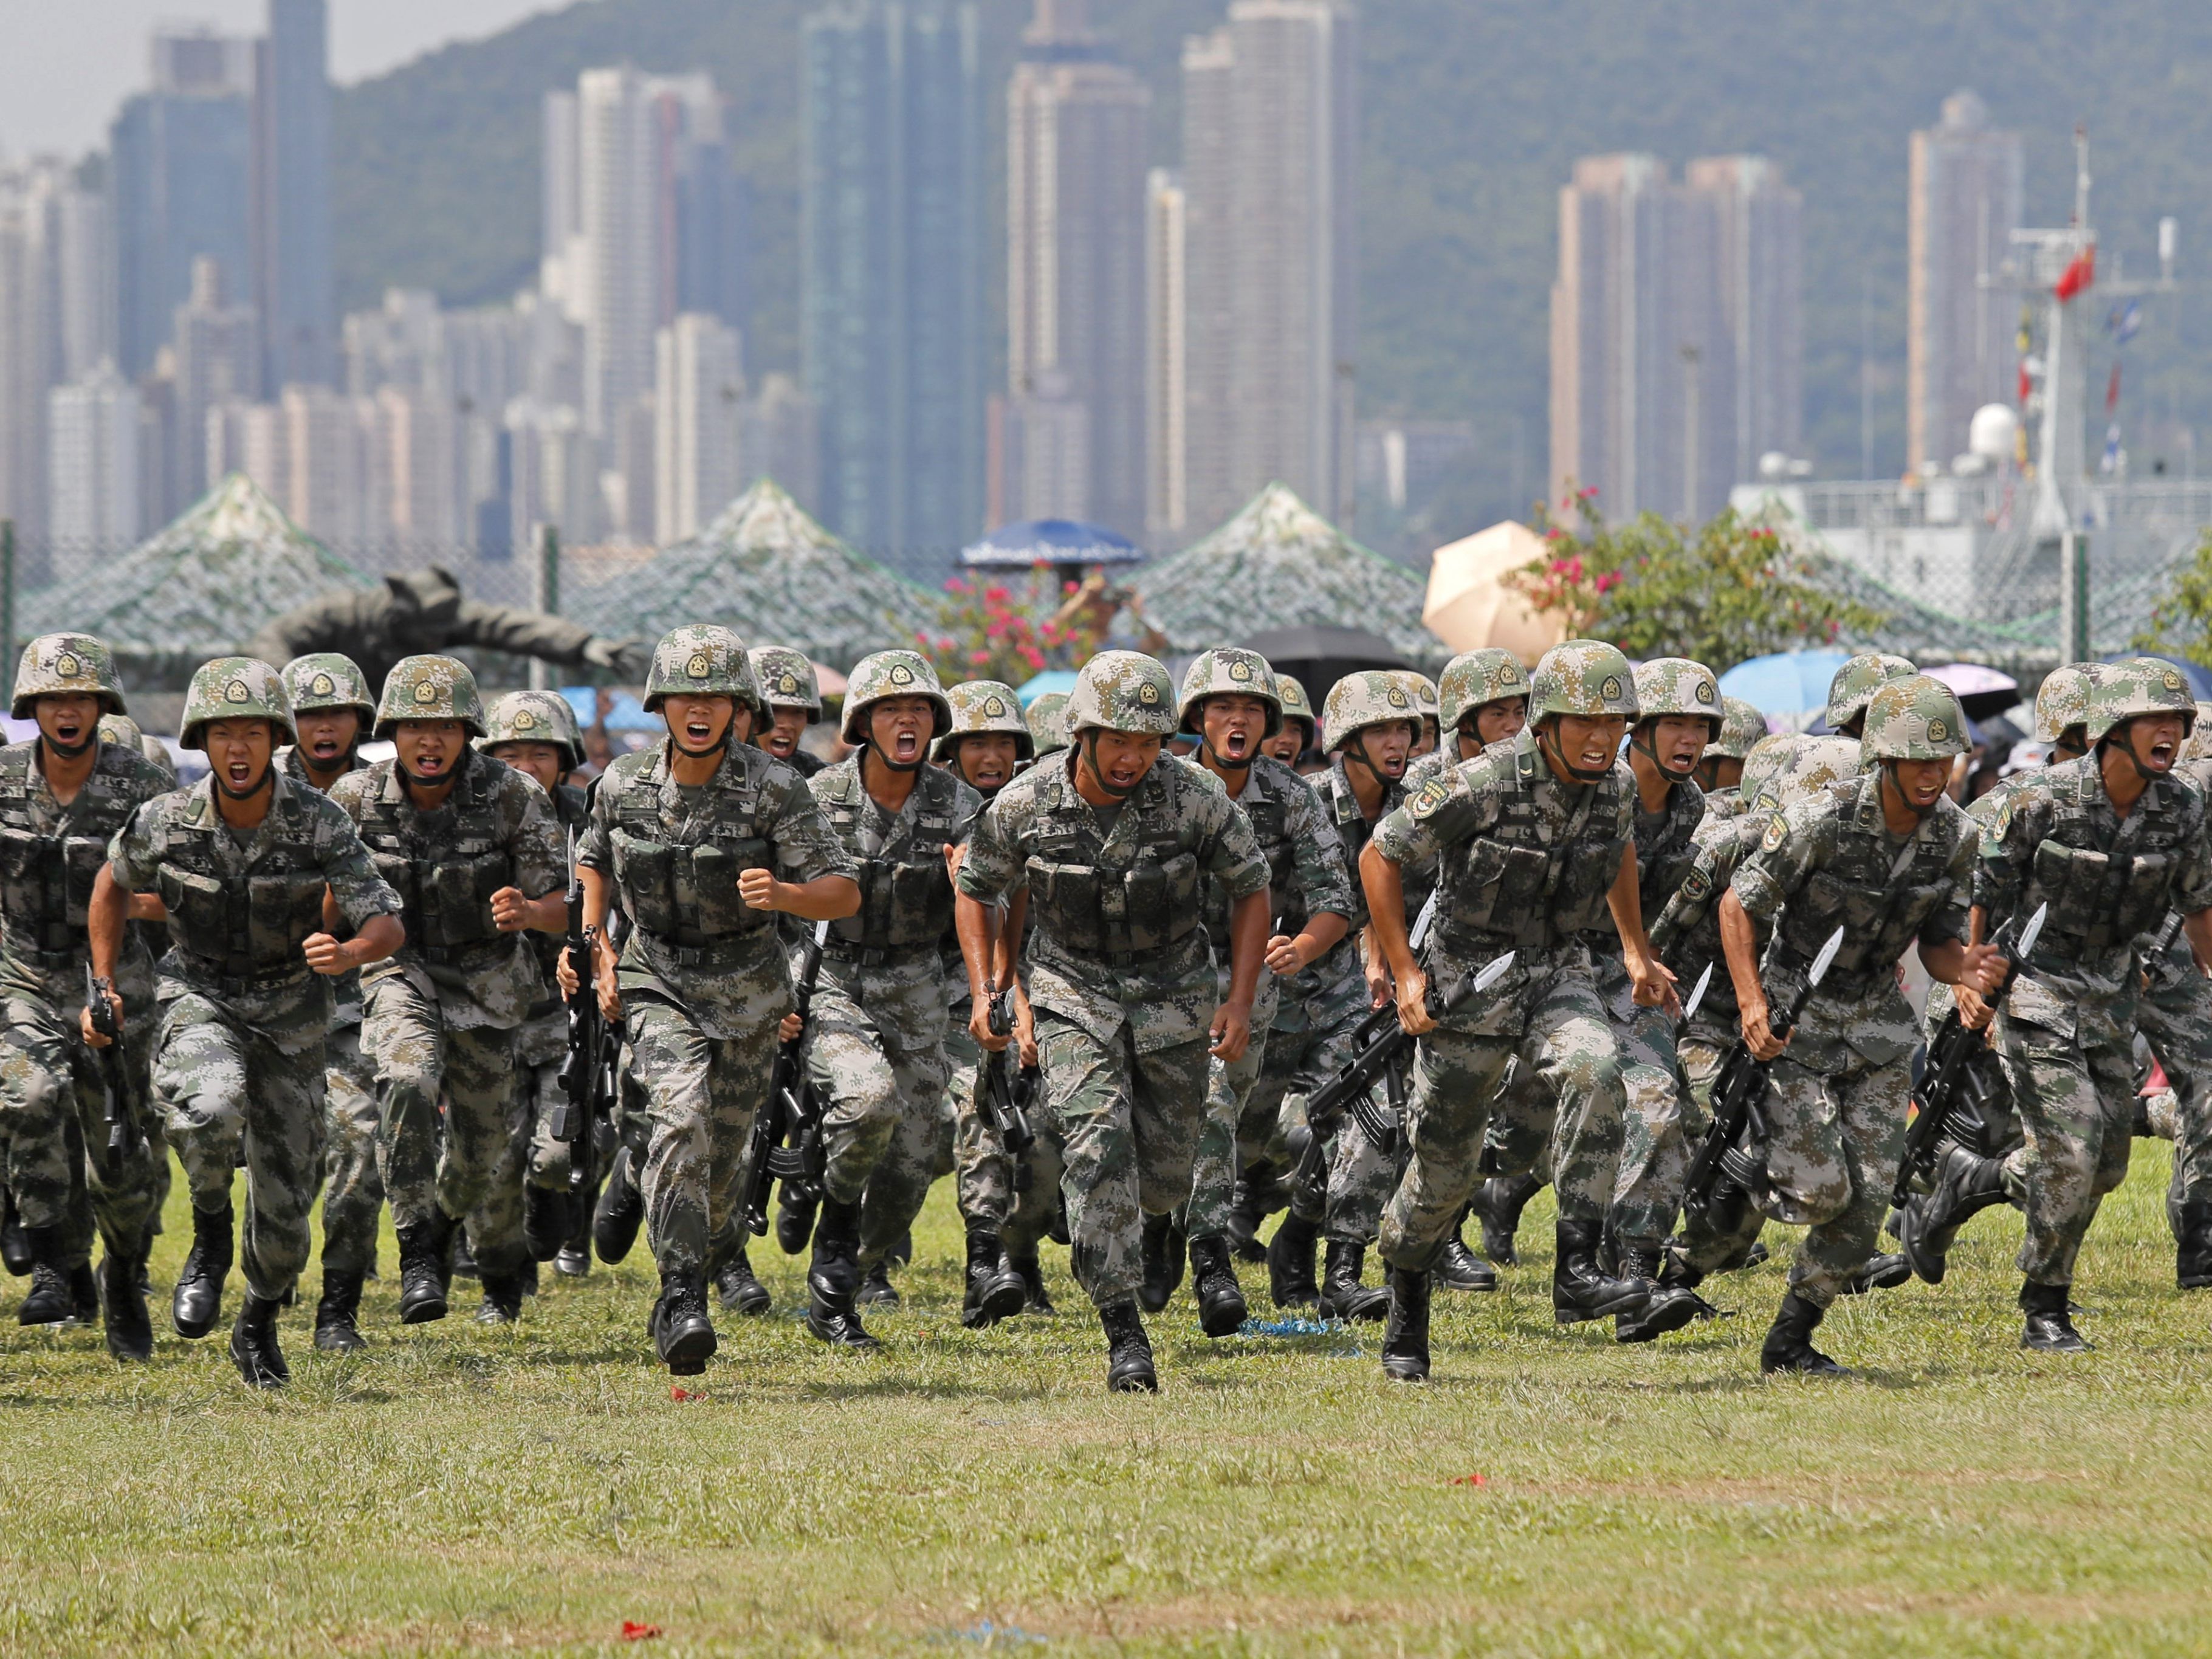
[2033,840,2109,941]
[62,836,108,925]
[421,856,498,949]
[612,831,678,935]
[158,864,231,946]
[1448,839,1548,936]
[1781,869,1883,976]
[2111,851,2175,941]
[885,858,954,947]
[1025,857,1104,953]
[247,872,328,963]
[1555,834,1626,933]
[1121,851,1198,952]
[687,840,769,935]
[0,823,38,884]
[368,850,417,911]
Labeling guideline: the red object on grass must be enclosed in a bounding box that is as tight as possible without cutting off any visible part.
[1451,1474,1487,1487]
[622,1621,662,1641]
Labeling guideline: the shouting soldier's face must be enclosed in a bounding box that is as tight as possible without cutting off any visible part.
[662,694,739,757]
[394,720,468,781]
[487,741,565,793]
[1201,695,1271,769]
[1646,714,1710,780]
[761,706,809,761]
[294,708,360,772]
[2124,713,2186,777]
[32,693,100,757]
[868,695,936,771]
[204,718,276,798]
[1262,723,1307,765]
[952,733,1020,792]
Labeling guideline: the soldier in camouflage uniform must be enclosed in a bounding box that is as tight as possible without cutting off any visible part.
[275,651,387,1352]
[97,713,176,783]
[1025,692,1070,764]
[95,658,404,1386]
[1365,642,1669,1381]
[1694,677,1997,1375]
[936,679,1059,1324]
[956,651,1269,1392]
[1399,672,1442,758]
[1263,674,1319,768]
[329,657,568,1328]
[782,650,978,1344]
[0,636,174,1357]
[1161,649,1355,1335]
[750,646,827,778]
[1696,696,1767,794]
[569,626,859,1375]
[1966,661,2212,1350]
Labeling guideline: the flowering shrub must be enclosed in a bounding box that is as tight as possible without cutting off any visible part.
[916,569,1116,686]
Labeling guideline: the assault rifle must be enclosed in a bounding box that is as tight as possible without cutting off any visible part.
[981,984,1037,1153]
[1681,924,1844,1218]
[1891,903,2044,1210]
[84,964,136,1173]
[551,829,616,1196]
[743,919,831,1235]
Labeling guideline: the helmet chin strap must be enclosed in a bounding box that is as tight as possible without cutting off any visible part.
[1200,732,1255,774]
[1339,730,1400,789]
[1079,731,1144,800]
[1881,759,1942,819]
[1540,722,1613,785]
[2100,718,2170,784]
[869,739,926,774]
[215,762,274,802]
[40,730,94,761]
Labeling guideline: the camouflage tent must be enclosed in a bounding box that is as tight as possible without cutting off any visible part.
[1132,483,1445,665]
[577,478,938,672]
[21,472,374,685]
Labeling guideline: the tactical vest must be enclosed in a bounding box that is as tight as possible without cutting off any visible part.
[354,756,515,963]
[1437,743,1629,952]
[156,789,329,986]
[0,744,142,964]
[606,752,774,963]
[1634,780,1705,922]
[1768,781,1958,1000]
[1024,771,1201,961]
[1200,768,1305,940]
[814,762,960,955]
[2022,769,2196,950]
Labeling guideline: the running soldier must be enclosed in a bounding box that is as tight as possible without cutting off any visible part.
[750,647,826,777]
[1264,674,1318,769]
[1697,696,1767,794]
[1026,693,1070,764]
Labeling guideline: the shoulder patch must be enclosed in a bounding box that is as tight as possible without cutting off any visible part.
[1991,795,2012,840]
[1682,867,1711,902]
[1761,812,1788,853]
[1410,776,1454,819]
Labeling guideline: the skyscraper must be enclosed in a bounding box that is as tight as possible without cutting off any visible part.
[172,256,258,503]
[575,67,659,439]
[1143,167,1188,541]
[253,0,334,390]
[1688,156,1803,489]
[49,362,142,549]
[654,312,745,543]
[1908,91,2024,473]
[1004,0,1150,533]
[803,0,983,570]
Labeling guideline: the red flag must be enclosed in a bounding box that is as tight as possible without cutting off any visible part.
[2054,246,2096,302]
[2019,362,2032,406]
[2107,362,2122,414]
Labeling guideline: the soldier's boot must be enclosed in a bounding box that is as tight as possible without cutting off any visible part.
[2178,1203,2212,1290]
[1612,1248,1703,1344]
[314,1271,366,1353]
[1138,1213,1182,1314]
[1759,1291,1850,1377]
[1226,1166,1272,1263]
[774,1185,819,1257]
[1472,1173,1542,1266]
[653,1267,717,1376]
[396,1212,453,1325]
[1265,1212,1321,1308]
[450,1226,479,1282]
[805,1197,878,1350]
[100,1249,153,1362]
[1009,1252,1054,1314]
[555,1209,592,1278]
[522,1186,572,1263]
[856,1262,901,1309]
[592,1149,644,1264]
[475,1269,527,1325]
[1898,1143,2010,1285]
[16,1223,75,1325]
[68,1262,99,1325]
[170,1204,233,1338]
[2020,1279,2091,1353]
[961,1229,1026,1331]
[1432,1211,1499,1293]
[0,1188,28,1276]
[1316,1240,1390,1323]
[1552,1218,1650,1326]
[1099,1299,1158,1393]
[715,1248,772,1316]
[1188,1234,1249,1338]
[1839,1253,1911,1294]
[228,1294,289,1389]
[1379,1265,1432,1384]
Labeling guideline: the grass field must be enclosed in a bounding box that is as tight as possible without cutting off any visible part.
[3,1145,2211,1658]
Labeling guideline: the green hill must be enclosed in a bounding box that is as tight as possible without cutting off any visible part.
[334,0,2212,533]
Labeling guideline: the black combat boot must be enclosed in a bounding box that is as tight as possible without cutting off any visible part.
[314,1271,366,1352]
[592,1149,645,1263]
[170,1204,233,1338]
[2179,1202,2212,1290]
[1138,1212,1183,1314]
[69,1262,99,1323]
[228,1294,289,1389]
[1552,1218,1650,1325]
[1188,1234,1249,1338]
[805,1196,877,1349]
[396,1211,453,1325]
[523,1185,572,1263]
[775,1184,819,1257]
[1100,1299,1158,1393]
[450,1226,479,1281]
[100,1249,153,1362]
[16,1225,74,1325]
[1611,1246,1704,1343]
[476,1268,527,1324]
[715,1248,772,1316]
[0,1188,28,1276]
[1265,1212,1321,1308]
[1379,1265,1432,1383]
[1839,1253,1912,1294]
[555,1216,592,1278]
[1009,1252,1054,1313]
[2020,1279,2090,1353]
[1898,1142,2010,1284]
[961,1228,1026,1330]
[1317,1240,1390,1322]
[1759,1291,1850,1376]
[1226,1166,1273,1263]
[1472,1173,1542,1265]
[653,1266,718,1376]
[1431,1210,1499,1293]
[857,1260,901,1308]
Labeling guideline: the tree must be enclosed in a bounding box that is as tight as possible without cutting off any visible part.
[2134,529,2212,670]
[915,572,1116,689]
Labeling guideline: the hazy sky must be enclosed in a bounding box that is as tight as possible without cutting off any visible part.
[0,0,567,159]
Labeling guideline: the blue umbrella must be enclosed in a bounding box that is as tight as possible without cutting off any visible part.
[560,685,660,732]
[1017,670,1080,707]
[1718,650,1852,729]
[961,519,1146,569]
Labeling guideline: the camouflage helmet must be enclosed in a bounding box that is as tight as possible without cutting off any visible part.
[181,657,295,749]
[2185,702,2212,766]
[480,689,585,771]
[1632,658,1723,735]
[1437,649,1529,734]
[1528,640,1640,723]
[280,653,375,725]
[1860,675,1971,761]
[750,645,823,719]
[1026,691,1071,757]
[841,649,953,746]
[12,633,126,718]
[2032,664,2098,745]
[642,624,760,716]
[1738,733,1795,809]
[1824,653,1917,730]
[1779,734,1864,801]
[1706,695,1767,760]
[1396,671,1441,723]
[1178,647,1282,739]
[935,679,1034,762]
[1274,673,1317,740]
[2087,657,2198,744]
[374,654,487,740]
[1322,670,1421,753]
[1065,651,1181,738]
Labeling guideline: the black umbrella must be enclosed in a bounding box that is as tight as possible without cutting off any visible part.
[1238,626,1410,701]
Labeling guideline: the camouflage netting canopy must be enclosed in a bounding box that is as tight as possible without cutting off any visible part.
[22,473,374,685]
[1133,483,1446,666]
[579,479,939,672]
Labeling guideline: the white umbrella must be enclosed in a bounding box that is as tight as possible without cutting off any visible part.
[1422,521,1567,663]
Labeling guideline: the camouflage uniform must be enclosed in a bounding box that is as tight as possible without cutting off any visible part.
[329,658,564,1294]
[1025,692,1070,761]
[752,645,827,778]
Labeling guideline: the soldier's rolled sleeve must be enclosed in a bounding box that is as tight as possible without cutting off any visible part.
[1284,785,1356,921]
[504,772,567,896]
[955,797,1023,904]
[763,771,857,884]
[108,800,165,891]
[1730,803,1819,924]
[576,783,616,873]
